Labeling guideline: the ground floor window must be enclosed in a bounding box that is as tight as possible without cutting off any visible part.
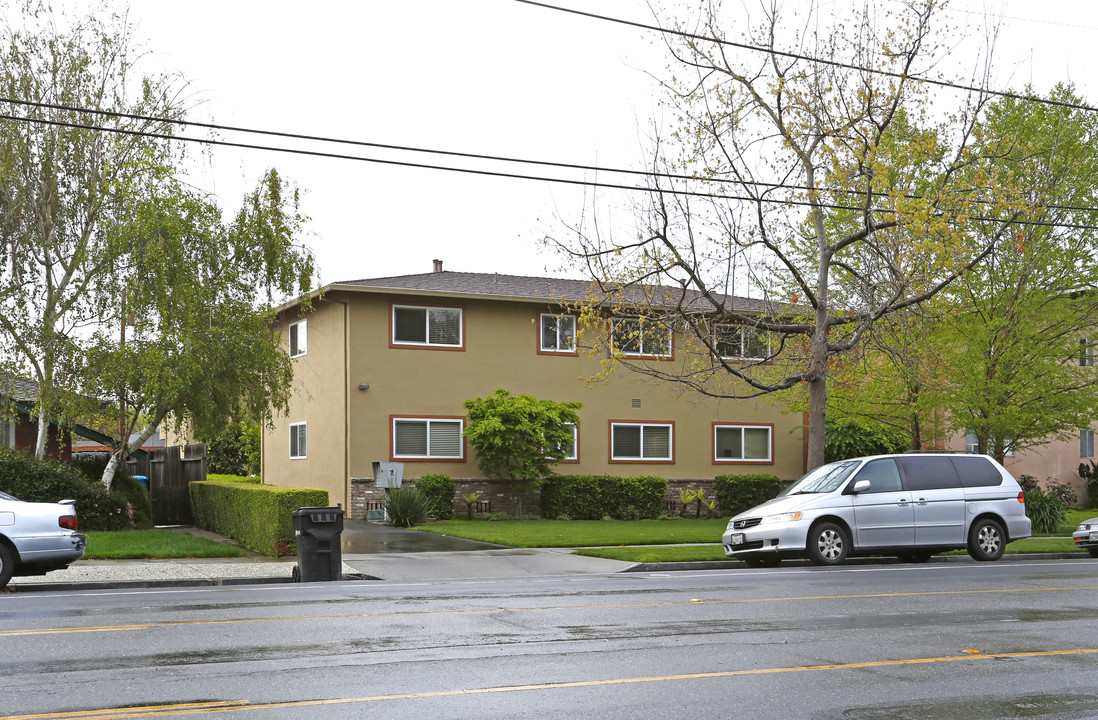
[713,424,772,463]
[1082,429,1095,459]
[610,422,673,461]
[289,423,307,459]
[393,417,464,460]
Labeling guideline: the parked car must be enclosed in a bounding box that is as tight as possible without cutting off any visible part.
[1073,516,1098,558]
[722,453,1032,567]
[0,490,86,589]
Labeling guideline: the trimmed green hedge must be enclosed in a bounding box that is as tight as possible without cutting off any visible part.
[190,481,327,556]
[206,473,262,484]
[713,473,783,517]
[540,475,667,520]
[415,473,455,520]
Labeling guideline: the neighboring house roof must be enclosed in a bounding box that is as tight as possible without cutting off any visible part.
[0,374,149,459]
[281,268,780,315]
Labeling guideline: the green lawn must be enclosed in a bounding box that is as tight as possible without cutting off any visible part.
[85,530,249,560]
[576,536,1086,564]
[416,518,729,547]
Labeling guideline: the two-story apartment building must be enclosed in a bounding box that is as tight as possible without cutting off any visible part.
[261,263,807,517]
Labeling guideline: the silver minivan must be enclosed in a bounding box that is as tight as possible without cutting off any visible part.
[722,453,1032,567]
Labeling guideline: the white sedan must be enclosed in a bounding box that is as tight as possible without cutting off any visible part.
[0,490,86,589]
[1073,516,1098,558]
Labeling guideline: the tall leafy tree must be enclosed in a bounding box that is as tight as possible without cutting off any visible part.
[0,3,185,456]
[463,389,581,515]
[87,170,314,489]
[548,0,1032,469]
[930,86,1098,462]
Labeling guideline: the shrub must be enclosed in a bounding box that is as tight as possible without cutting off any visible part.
[1081,461,1098,507]
[540,475,666,520]
[0,448,133,531]
[713,473,783,518]
[385,487,430,528]
[72,455,152,529]
[824,417,909,462]
[1020,475,1068,534]
[190,480,327,555]
[414,473,455,520]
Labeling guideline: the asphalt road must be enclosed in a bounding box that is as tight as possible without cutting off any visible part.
[3,559,1098,719]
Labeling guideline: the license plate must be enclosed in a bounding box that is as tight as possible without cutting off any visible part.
[1090,531,1098,542]
[730,533,745,545]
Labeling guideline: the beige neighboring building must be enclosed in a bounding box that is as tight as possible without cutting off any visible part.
[261,263,807,517]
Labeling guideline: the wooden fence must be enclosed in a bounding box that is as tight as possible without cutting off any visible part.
[127,444,207,526]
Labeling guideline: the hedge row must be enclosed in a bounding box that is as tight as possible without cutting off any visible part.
[713,473,783,517]
[540,475,666,520]
[206,473,262,484]
[190,480,327,556]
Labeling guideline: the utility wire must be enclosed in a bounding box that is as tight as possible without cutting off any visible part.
[4,110,1097,231]
[5,96,1098,217]
[513,0,1098,115]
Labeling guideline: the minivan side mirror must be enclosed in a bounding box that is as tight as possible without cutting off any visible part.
[851,479,871,493]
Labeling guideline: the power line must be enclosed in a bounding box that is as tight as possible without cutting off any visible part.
[5,96,1098,217]
[513,0,1098,115]
[3,110,1097,231]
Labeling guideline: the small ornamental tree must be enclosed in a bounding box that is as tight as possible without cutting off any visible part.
[463,389,582,515]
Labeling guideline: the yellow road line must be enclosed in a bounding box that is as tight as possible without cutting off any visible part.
[4,584,1098,638]
[6,648,1098,719]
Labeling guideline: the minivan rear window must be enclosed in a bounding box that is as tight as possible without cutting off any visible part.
[898,456,962,490]
[949,456,1004,487]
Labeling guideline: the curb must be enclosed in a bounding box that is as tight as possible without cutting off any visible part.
[623,552,1091,572]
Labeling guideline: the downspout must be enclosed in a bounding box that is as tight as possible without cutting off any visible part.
[328,296,352,512]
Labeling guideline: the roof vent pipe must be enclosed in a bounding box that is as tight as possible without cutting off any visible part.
[432,259,443,273]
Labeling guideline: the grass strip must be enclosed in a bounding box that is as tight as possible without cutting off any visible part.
[85,530,249,559]
[415,518,729,547]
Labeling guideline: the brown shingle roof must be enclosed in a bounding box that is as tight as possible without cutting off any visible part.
[329,271,777,314]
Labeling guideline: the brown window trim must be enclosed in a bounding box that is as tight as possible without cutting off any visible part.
[607,419,676,464]
[536,310,580,357]
[711,421,775,465]
[390,414,468,463]
[389,301,467,352]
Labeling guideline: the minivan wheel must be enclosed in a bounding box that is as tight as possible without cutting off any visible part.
[807,522,849,566]
[1087,547,1098,559]
[0,543,14,590]
[968,518,1005,561]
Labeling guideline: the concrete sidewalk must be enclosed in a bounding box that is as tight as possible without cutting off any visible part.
[4,548,636,591]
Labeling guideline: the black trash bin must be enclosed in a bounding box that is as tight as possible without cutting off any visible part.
[291,506,344,582]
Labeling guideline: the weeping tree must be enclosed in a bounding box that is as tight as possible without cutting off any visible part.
[86,170,314,490]
[548,0,1034,469]
[0,2,188,457]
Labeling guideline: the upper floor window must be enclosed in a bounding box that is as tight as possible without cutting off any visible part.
[393,417,465,460]
[1081,338,1095,367]
[289,422,307,459]
[611,317,671,358]
[289,319,307,358]
[715,324,769,361]
[392,304,463,349]
[540,313,577,354]
[714,424,772,463]
[1082,430,1095,459]
[610,421,673,462]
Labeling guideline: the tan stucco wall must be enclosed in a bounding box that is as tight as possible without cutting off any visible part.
[263,298,350,508]
[333,291,804,486]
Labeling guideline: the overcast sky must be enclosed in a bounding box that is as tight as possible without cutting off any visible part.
[108,1,1098,289]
